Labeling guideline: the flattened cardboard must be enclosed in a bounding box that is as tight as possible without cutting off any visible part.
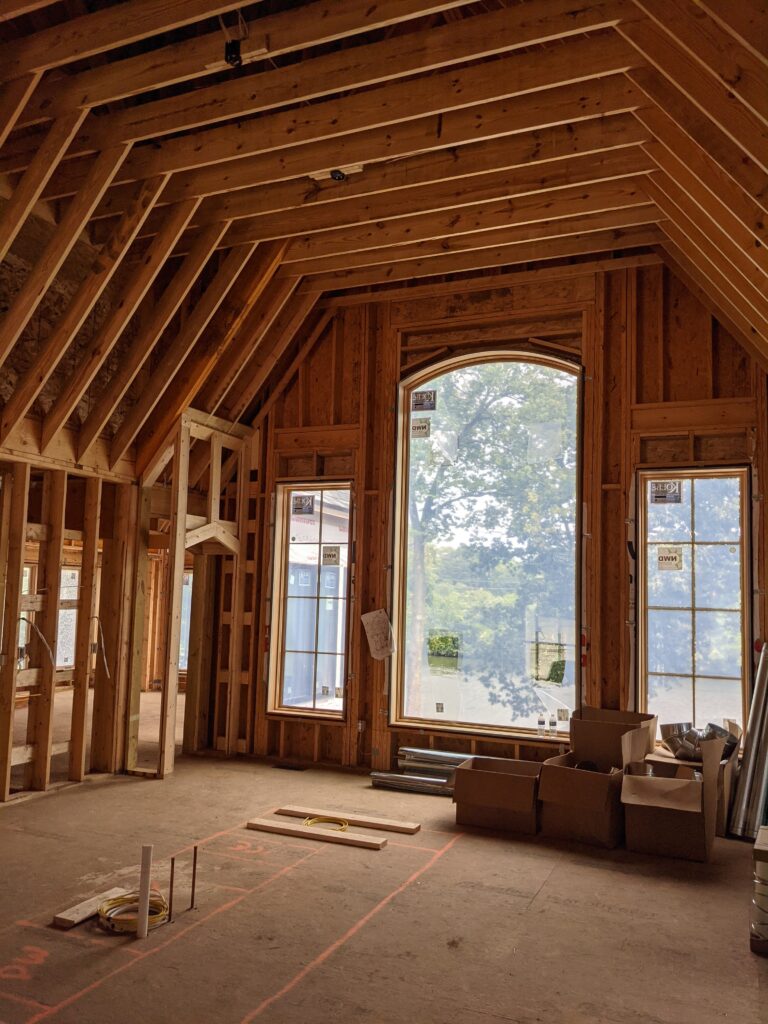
[453,757,541,834]
[621,730,726,862]
[539,752,624,848]
[570,706,657,770]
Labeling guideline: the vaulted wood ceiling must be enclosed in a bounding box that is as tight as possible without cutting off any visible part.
[0,0,766,482]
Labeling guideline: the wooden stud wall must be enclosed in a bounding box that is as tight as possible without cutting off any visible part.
[224,262,767,771]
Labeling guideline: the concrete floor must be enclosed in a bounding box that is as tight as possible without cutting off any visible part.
[0,757,764,1024]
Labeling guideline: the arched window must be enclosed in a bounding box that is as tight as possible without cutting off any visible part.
[392,354,580,736]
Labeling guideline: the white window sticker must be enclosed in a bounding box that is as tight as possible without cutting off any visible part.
[291,495,315,515]
[657,544,684,571]
[412,390,437,412]
[650,481,682,504]
[322,545,340,566]
[411,418,431,439]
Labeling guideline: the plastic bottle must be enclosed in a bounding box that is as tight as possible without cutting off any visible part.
[549,712,557,735]
[537,712,545,736]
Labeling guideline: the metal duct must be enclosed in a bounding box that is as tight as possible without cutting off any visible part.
[731,645,768,837]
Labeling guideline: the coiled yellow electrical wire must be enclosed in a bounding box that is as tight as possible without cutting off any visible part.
[303,815,349,831]
[98,890,169,934]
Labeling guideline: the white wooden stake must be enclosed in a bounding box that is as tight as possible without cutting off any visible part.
[136,844,153,939]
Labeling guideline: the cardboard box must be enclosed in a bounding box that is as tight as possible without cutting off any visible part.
[453,757,541,834]
[538,753,624,848]
[622,729,726,862]
[569,706,658,770]
[645,722,741,837]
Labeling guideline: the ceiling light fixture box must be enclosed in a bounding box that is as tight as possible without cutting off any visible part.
[621,728,726,862]
[452,757,541,834]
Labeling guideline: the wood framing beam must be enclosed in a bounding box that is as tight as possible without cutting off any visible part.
[158,420,189,777]
[0,0,260,83]
[222,295,325,423]
[280,178,651,263]
[118,112,645,243]
[692,0,768,67]
[0,143,130,367]
[2,416,136,482]
[641,139,768,277]
[0,109,88,265]
[0,71,40,149]
[128,242,285,475]
[634,0,767,125]
[629,66,768,210]
[619,16,768,171]
[284,204,661,279]
[644,174,768,321]
[73,217,226,461]
[107,242,259,469]
[41,199,202,454]
[0,1,60,19]
[634,103,768,247]
[181,552,214,753]
[24,470,66,791]
[193,273,298,416]
[0,175,169,443]
[49,75,643,209]
[69,476,101,782]
[298,223,664,294]
[661,220,768,347]
[243,307,333,430]
[38,32,640,197]
[0,462,29,800]
[659,241,768,369]
[16,0,631,162]
[19,0,473,128]
[218,146,651,251]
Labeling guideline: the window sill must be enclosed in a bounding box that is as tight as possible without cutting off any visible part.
[267,708,346,724]
[390,717,569,745]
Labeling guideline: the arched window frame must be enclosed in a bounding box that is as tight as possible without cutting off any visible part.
[390,349,583,738]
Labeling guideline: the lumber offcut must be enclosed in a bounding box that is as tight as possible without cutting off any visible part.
[246,817,387,849]
[276,804,420,833]
[53,887,129,929]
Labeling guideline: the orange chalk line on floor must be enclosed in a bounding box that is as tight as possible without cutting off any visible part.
[239,832,465,1024]
[0,989,49,1010]
[24,846,324,1024]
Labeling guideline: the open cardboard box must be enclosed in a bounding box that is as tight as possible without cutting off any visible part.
[453,757,541,834]
[645,721,741,837]
[538,753,624,848]
[621,728,726,862]
[569,706,658,770]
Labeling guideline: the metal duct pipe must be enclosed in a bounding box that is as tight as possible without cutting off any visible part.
[731,646,768,837]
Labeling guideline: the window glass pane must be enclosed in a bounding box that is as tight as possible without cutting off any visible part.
[22,566,31,595]
[647,675,693,725]
[320,557,347,598]
[287,544,319,596]
[284,598,317,651]
[647,609,692,676]
[646,479,692,542]
[321,491,351,544]
[283,652,315,707]
[56,608,77,667]
[694,544,741,610]
[694,477,741,543]
[695,677,743,731]
[316,653,344,709]
[400,360,578,731]
[647,544,691,608]
[179,572,193,671]
[317,598,346,654]
[60,568,79,601]
[694,610,741,677]
[288,490,321,543]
